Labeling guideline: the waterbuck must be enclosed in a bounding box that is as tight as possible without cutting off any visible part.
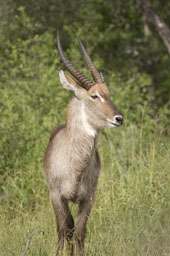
[43,31,123,256]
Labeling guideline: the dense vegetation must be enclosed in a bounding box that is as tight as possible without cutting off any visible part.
[0,0,170,255]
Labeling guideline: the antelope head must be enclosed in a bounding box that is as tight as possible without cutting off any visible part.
[57,31,123,132]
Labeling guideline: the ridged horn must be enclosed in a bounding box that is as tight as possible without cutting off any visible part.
[77,36,104,84]
[57,31,94,89]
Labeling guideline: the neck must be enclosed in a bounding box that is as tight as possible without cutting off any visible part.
[66,97,97,138]
[65,97,98,172]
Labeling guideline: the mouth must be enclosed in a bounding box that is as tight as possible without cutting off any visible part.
[107,120,120,128]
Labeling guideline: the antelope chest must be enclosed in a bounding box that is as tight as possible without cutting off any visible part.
[61,152,101,202]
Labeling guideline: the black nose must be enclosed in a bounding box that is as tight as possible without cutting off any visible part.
[115,115,123,125]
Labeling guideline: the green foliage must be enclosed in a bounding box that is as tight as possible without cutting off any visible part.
[0,1,170,255]
[0,24,69,213]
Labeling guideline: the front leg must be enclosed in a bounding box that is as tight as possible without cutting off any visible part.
[51,193,74,256]
[74,198,93,255]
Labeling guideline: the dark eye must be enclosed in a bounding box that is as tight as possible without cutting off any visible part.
[90,95,98,100]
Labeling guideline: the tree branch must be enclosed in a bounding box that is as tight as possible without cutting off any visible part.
[136,0,170,55]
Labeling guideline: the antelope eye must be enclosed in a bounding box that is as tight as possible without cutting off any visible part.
[90,94,98,100]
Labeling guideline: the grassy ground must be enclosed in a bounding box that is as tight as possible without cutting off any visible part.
[1,121,170,256]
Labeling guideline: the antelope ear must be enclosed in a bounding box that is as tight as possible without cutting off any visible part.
[59,70,86,99]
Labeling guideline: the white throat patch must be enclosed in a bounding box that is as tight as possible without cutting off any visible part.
[81,103,96,137]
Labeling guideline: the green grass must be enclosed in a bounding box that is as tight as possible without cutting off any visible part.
[1,122,170,256]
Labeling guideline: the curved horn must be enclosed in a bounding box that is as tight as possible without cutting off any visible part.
[77,36,104,84]
[57,31,94,89]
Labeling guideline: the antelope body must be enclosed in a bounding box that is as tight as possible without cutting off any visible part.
[43,32,123,256]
